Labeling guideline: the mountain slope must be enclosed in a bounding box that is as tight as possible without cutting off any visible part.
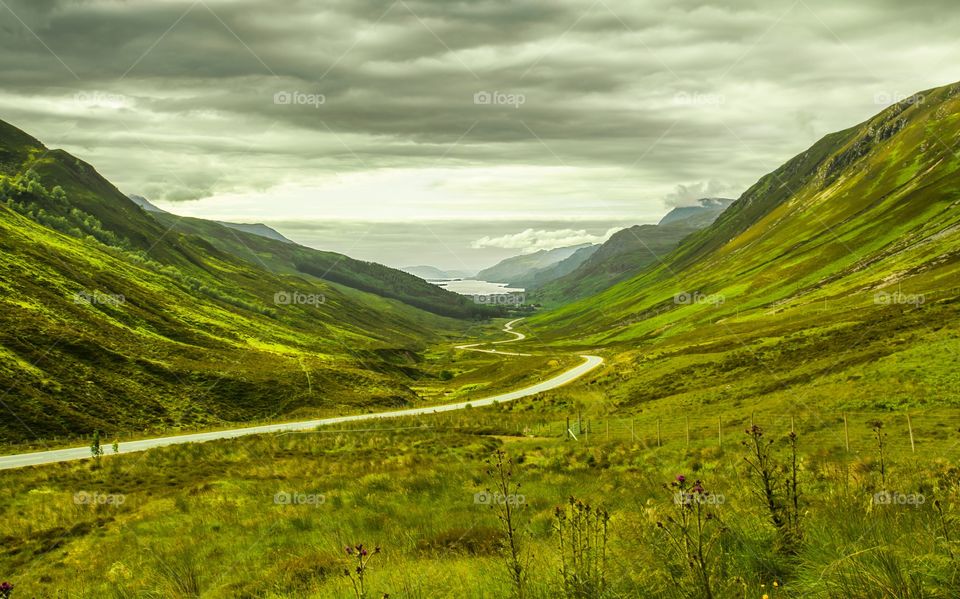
[0,119,475,442]
[529,82,960,411]
[476,243,595,285]
[534,84,960,342]
[532,199,732,305]
[511,244,600,291]
[141,211,494,319]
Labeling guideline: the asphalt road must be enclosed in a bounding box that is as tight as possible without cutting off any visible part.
[0,319,602,470]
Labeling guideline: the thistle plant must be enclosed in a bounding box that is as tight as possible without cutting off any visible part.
[343,543,381,599]
[0,581,13,599]
[743,425,803,552]
[656,475,723,599]
[553,496,610,598]
[484,449,526,599]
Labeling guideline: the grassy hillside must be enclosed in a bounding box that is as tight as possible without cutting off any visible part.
[0,120,501,443]
[144,211,497,320]
[527,82,960,414]
[531,199,731,306]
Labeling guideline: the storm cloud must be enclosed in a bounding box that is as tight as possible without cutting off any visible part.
[1,0,957,268]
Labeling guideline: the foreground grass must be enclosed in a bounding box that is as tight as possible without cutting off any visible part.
[2,402,957,598]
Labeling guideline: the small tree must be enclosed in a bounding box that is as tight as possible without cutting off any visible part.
[90,430,104,467]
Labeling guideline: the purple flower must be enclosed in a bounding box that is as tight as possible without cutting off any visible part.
[676,475,686,483]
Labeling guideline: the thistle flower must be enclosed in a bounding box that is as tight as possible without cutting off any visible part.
[676,474,686,483]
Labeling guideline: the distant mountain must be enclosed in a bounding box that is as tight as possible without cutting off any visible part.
[128,194,295,244]
[402,265,474,280]
[532,199,732,305]
[507,244,600,290]
[658,197,735,226]
[128,194,167,213]
[476,243,595,285]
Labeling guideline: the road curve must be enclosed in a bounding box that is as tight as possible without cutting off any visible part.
[0,320,602,471]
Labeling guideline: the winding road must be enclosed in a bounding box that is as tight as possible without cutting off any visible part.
[0,319,602,471]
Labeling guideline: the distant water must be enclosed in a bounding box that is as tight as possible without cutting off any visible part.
[432,279,524,296]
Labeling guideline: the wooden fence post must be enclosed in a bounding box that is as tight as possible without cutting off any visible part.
[843,413,850,452]
[906,412,915,453]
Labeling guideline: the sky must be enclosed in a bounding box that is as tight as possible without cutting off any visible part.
[1,0,958,271]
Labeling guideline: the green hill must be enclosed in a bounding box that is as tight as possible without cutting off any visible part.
[529,82,960,410]
[0,119,483,443]
[531,199,732,306]
[140,210,496,320]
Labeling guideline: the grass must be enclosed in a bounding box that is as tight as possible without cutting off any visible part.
[1,400,957,598]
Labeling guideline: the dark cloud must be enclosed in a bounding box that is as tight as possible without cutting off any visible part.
[1,0,958,265]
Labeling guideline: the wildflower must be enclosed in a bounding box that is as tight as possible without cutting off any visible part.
[762,595,769,599]
[676,474,686,483]
[773,581,779,588]
[0,582,13,599]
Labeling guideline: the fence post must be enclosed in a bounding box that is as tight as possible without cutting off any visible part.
[843,413,850,452]
[906,412,915,453]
